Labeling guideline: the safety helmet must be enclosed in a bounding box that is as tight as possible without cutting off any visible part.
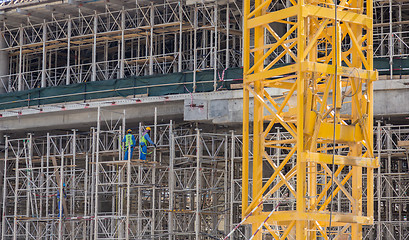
[146,127,151,131]
[127,129,132,133]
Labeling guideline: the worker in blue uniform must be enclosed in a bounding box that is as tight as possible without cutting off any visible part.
[122,129,137,160]
[139,127,157,161]
[57,182,67,218]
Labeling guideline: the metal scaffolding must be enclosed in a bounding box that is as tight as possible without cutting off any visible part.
[0,107,234,239]
[0,0,407,94]
[2,110,409,239]
[170,130,229,239]
[373,0,409,77]
[0,0,242,93]
[1,130,93,239]
[370,123,409,240]
[1,0,407,94]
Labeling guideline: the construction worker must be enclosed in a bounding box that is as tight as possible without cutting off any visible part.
[139,127,157,161]
[122,129,136,160]
[57,183,67,218]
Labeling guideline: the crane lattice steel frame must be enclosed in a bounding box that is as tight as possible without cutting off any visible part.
[242,0,379,239]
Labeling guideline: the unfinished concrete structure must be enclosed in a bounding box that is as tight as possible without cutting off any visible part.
[0,0,408,239]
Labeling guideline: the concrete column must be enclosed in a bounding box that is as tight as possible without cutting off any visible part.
[0,26,9,93]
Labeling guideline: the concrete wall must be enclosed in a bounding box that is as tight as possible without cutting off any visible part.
[374,79,409,116]
[0,79,408,134]
[185,80,409,124]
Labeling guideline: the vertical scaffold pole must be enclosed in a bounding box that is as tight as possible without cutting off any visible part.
[1,136,8,240]
[376,121,382,240]
[93,107,101,238]
[151,107,158,237]
[12,139,19,240]
[169,120,174,240]
[195,128,201,239]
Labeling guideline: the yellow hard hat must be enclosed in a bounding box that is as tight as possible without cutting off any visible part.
[127,129,132,133]
[146,127,151,131]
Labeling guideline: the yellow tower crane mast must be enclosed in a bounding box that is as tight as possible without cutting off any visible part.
[242,0,379,238]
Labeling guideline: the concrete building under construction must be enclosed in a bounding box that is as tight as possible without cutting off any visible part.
[0,0,407,239]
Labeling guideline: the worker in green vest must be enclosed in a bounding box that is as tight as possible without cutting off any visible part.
[122,129,136,160]
[139,127,157,161]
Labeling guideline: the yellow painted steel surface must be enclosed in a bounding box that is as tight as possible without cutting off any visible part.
[242,0,378,238]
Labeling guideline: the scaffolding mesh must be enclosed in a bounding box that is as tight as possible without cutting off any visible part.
[0,67,244,110]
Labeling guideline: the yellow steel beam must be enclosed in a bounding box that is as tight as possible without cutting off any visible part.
[242,0,250,217]
[247,6,299,29]
[303,5,372,26]
[246,211,373,225]
[303,152,379,168]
